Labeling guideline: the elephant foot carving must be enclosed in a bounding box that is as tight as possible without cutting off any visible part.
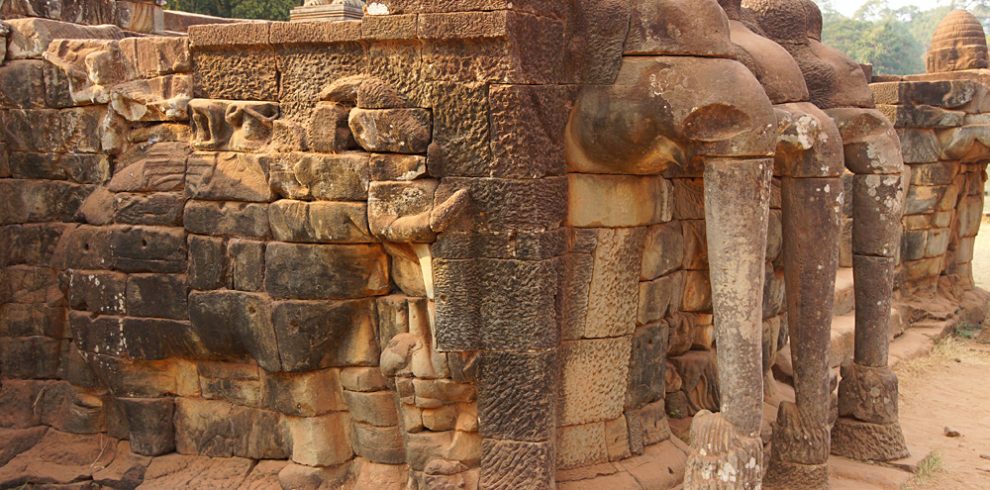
[831,363,909,461]
[764,402,831,489]
[685,411,764,490]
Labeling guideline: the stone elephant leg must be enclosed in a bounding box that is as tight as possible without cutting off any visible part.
[825,108,909,462]
[684,156,772,489]
[764,103,844,489]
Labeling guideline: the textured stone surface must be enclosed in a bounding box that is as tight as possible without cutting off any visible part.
[271,299,379,371]
[265,243,389,299]
[478,349,556,442]
[174,398,290,459]
[560,337,632,426]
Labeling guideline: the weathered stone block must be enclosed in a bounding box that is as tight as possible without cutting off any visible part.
[488,84,571,178]
[0,224,66,267]
[120,36,190,78]
[308,102,356,153]
[287,413,353,466]
[1,107,104,153]
[188,291,280,371]
[340,367,388,393]
[560,337,632,425]
[114,193,184,226]
[625,399,671,452]
[583,228,645,338]
[434,176,567,233]
[174,398,290,459]
[426,82,491,177]
[269,200,373,243]
[187,235,226,290]
[897,129,940,164]
[67,270,126,315]
[119,397,175,456]
[625,0,733,57]
[370,153,426,181]
[271,299,379,372]
[71,313,202,361]
[641,222,684,280]
[83,354,194,398]
[265,243,389,299]
[681,220,708,270]
[1,0,117,24]
[110,226,186,273]
[0,303,65,339]
[568,174,672,227]
[904,184,946,215]
[0,180,92,225]
[108,143,189,193]
[901,229,927,261]
[433,257,560,351]
[0,60,46,108]
[196,361,260,407]
[1,265,60,305]
[557,422,608,469]
[419,11,564,84]
[343,390,399,427]
[183,200,270,238]
[191,49,278,101]
[186,152,273,202]
[871,80,977,109]
[262,369,345,417]
[348,108,431,154]
[267,152,370,201]
[478,349,556,442]
[626,323,669,409]
[368,180,437,242]
[351,423,405,464]
[480,439,554,489]
[4,18,123,60]
[126,274,188,320]
[682,270,713,312]
[228,239,265,292]
[0,336,61,379]
[877,104,964,129]
[52,225,112,270]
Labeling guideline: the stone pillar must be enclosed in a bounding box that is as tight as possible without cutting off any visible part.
[827,108,909,462]
[684,156,772,489]
[764,103,844,488]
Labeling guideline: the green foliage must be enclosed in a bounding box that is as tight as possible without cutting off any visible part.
[814,0,990,75]
[166,0,302,21]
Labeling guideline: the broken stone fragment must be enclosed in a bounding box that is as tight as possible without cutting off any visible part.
[189,99,278,151]
[6,18,124,60]
[110,74,192,122]
[349,108,432,154]
[308,101,356,153]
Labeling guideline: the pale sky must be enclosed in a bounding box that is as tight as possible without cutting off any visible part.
[825,0,959,16]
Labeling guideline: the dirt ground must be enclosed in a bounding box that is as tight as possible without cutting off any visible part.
[829,217,990,489]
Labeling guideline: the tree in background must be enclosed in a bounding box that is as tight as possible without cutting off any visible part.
[167,0,302,21]
[815,0,990,75]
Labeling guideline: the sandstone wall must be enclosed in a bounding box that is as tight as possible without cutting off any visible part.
[0,4,988,490]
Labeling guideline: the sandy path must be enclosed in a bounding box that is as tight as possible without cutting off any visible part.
[827,218,990,489]
[893,221,990,489]
[896,339,990,489]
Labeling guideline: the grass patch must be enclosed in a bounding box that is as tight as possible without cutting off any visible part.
[904,451,945,489]
[955,323,982,339]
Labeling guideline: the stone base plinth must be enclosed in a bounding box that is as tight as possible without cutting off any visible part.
[290,4,363,22]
